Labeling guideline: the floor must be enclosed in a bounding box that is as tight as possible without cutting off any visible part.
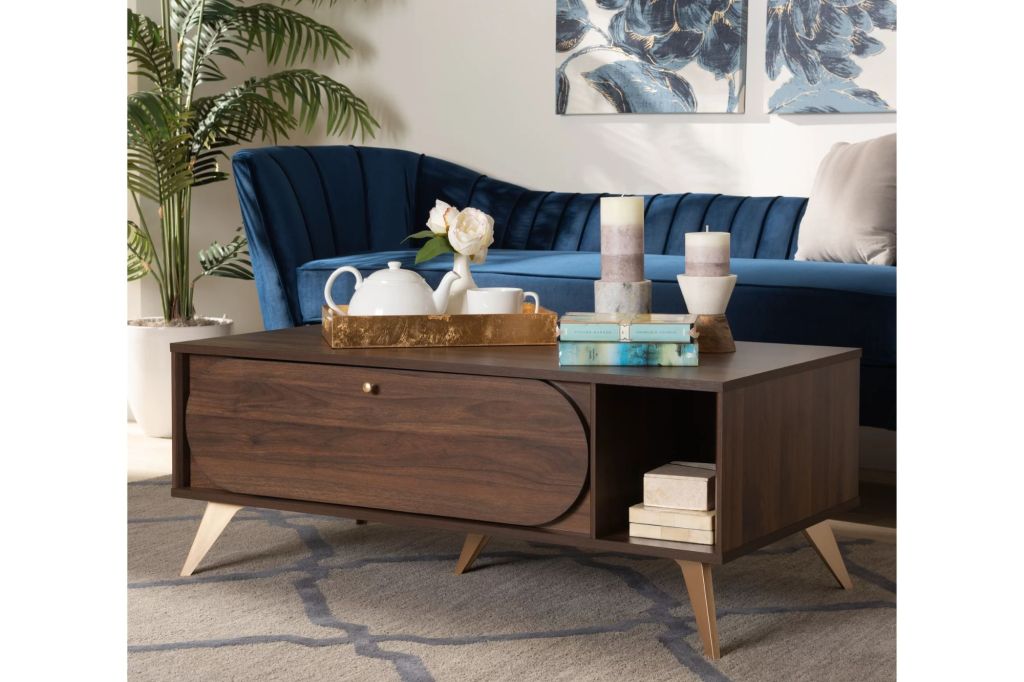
[126,424,895,541]
[130,480,896,681]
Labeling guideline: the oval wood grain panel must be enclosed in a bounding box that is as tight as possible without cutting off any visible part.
[186,356,589,526]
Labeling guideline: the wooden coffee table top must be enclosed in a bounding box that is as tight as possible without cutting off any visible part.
[172,325,860,392]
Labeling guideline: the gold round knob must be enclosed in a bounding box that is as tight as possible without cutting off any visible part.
[362,382,376,394]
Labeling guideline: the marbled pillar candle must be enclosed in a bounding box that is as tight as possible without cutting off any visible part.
[685,230,731,276]
[600,196,645,282]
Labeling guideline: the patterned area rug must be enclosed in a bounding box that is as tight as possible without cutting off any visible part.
[129,479,895,681]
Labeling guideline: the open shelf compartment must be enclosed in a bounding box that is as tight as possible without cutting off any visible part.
[592,383,719,558]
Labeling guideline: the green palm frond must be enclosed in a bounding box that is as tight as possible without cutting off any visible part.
[250,70,378,139]
[174,1,249,93]
[232,3,351,65]
[192,85,296,149]
[170,0,233,37]
[128,9,178,90]
[127,92,194,202]
[196,228,254,280]
[173,0,349,69]
[190,149,231,188]
[183,21,246,87]
[128,220,157,282]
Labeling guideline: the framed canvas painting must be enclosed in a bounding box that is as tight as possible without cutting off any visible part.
[556,0,749,114]
[765,0,897,113]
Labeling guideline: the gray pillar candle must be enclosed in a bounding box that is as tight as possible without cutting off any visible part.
[685,229,731,276]
[600,196,645,282]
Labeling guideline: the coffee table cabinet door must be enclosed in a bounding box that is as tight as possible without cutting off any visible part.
[185,356,590,526]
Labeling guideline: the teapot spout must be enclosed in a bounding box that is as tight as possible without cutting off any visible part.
[432,270,461,314]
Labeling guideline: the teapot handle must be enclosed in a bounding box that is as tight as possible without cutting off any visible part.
[324,266,363,316]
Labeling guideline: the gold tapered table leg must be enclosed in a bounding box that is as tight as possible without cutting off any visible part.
[804,521,854,590]
[454,533,489,575]
[677,560,721,660]
[180,502,243,577]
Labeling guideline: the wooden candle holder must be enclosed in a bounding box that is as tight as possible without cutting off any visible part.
[694,315,735,353]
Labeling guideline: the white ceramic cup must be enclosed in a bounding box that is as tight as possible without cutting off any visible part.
[466,287,540,315]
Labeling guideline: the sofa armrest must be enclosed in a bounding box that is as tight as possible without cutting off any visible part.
[233,154,299,329]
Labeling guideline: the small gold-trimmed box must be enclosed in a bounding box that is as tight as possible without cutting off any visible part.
[321,303,559,349]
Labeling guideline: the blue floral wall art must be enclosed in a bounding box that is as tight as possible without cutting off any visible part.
[556,1,749,114]
[765,0,897,113]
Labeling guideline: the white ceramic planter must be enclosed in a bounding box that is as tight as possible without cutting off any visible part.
[127,318,233,438]
[676,274,737,315]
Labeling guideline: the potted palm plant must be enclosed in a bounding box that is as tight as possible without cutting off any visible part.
[128,0,377,436]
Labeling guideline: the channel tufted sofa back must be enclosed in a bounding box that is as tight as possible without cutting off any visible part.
[234,147,807,307]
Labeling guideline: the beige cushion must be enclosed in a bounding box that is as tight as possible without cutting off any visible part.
[796,133,897,265]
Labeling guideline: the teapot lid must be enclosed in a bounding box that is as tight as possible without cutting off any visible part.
[363,261,427,286]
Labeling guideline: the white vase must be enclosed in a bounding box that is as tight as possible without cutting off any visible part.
[445,253,478,314]
[127,318,233,438]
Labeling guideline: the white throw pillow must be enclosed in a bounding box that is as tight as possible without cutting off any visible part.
[796,133,896,265]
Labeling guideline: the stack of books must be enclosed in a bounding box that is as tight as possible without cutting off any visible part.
[557,313,699,366]
[629,462,715,545]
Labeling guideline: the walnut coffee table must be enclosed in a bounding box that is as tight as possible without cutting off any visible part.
[170,326,860,659]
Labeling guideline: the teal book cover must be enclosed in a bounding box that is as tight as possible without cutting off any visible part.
[558,342,699,367]
[559,323,693,342]
[558,325,623,341]
[559,313,696,343]
[630,324,693,342]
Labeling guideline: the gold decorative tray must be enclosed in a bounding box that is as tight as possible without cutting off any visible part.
[321,304,558,348]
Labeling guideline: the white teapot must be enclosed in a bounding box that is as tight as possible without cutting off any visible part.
[324,261,460,316]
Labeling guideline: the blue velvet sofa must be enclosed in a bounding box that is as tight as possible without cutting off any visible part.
[233,145,895,430]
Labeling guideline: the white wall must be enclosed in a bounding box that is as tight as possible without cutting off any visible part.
[130,0,896,332]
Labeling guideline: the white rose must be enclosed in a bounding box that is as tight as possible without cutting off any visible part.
[469,246,489,265]
[448,207,495,260]
[426,199,459,235]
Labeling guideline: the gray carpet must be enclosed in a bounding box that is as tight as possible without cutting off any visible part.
[129,478,895,681]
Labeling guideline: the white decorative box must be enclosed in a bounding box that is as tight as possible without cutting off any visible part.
[628,503,715,531]
[628,523,714,545]
[642,462,715,511]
